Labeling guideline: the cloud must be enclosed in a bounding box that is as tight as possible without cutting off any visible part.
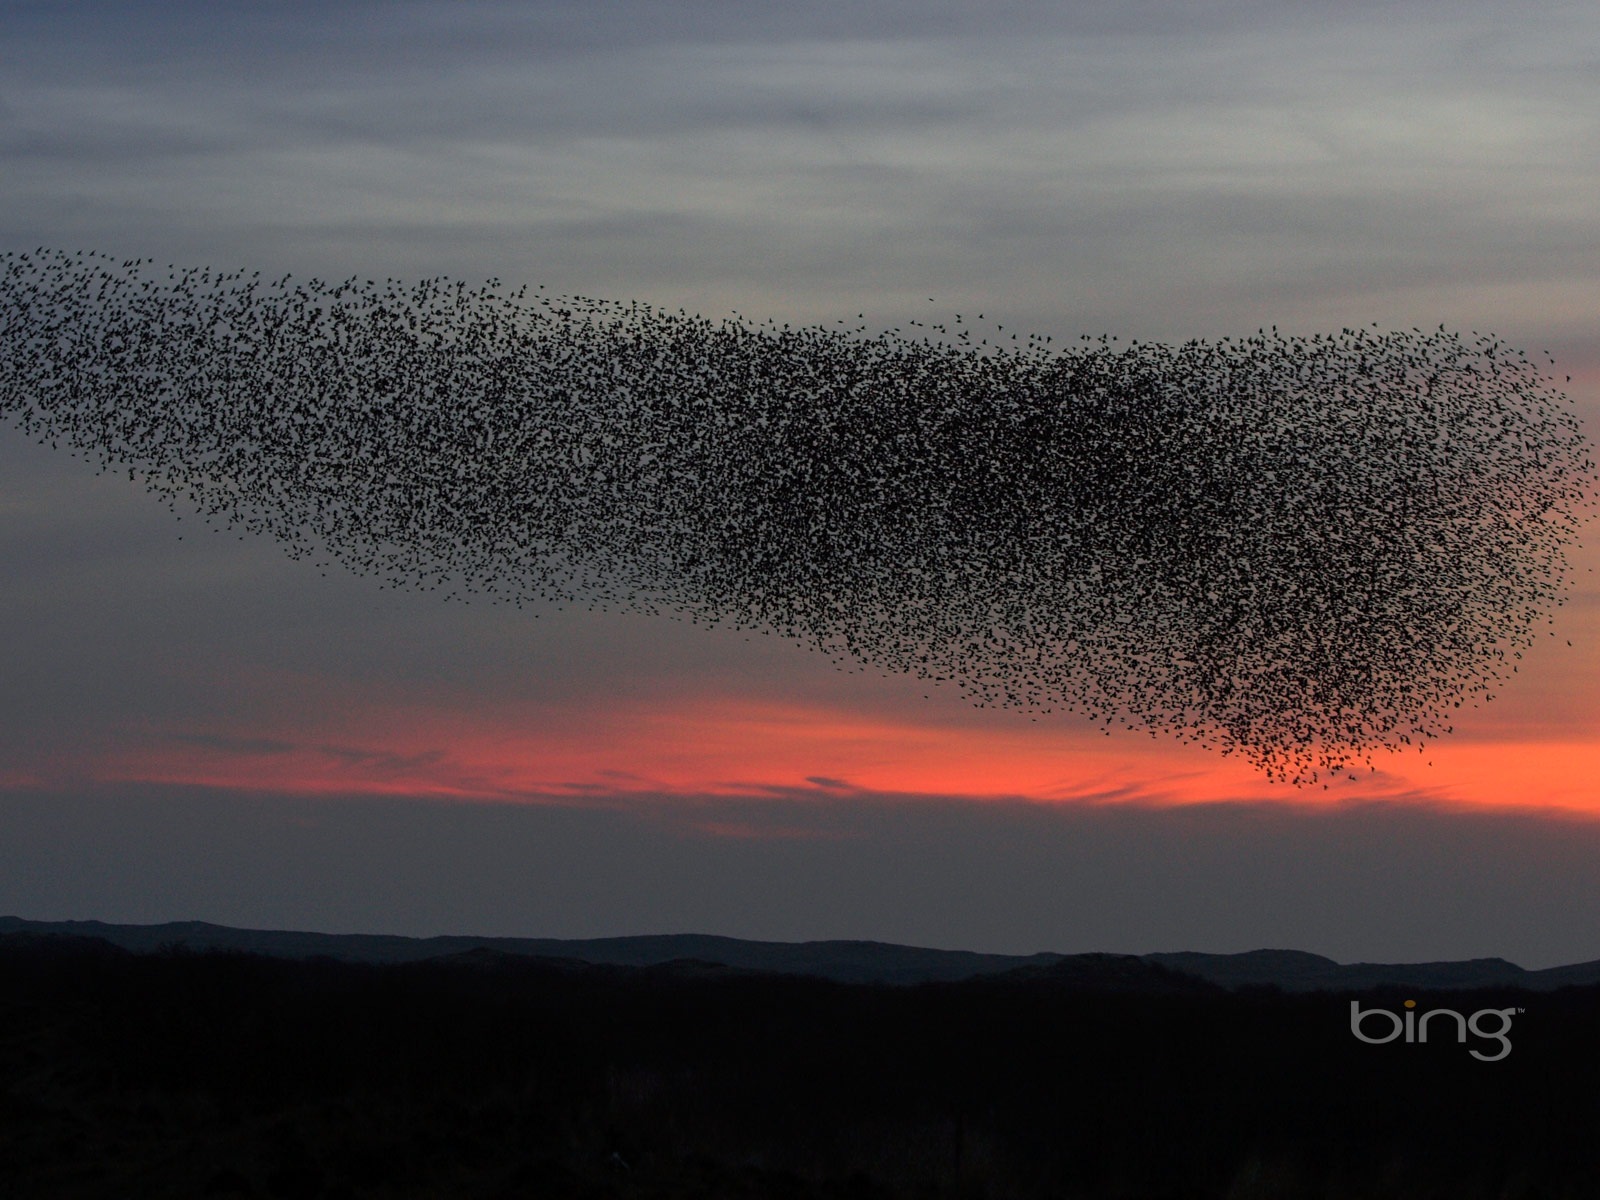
[804,775,857,791]
[5,0,1597,348]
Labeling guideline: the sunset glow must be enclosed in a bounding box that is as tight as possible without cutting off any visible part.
[66,688,1598,821]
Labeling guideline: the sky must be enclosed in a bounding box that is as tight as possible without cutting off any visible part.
[2,0,1598,967]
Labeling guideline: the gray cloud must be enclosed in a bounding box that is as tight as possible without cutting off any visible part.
[4,0,1596,351]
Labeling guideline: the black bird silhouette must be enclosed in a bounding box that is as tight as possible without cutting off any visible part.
[0,249,1592,783]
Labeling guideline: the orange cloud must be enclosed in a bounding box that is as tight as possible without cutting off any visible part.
[69,683,1598,822]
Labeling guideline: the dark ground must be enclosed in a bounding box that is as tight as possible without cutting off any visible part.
[2,935,1596,1198]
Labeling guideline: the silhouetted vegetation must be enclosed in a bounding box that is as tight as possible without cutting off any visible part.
[2,939,1596,1197]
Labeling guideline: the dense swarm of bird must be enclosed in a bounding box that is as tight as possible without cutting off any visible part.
[1,249,1593,783]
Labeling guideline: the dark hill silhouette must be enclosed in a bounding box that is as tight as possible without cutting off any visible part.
[4,915,1597,991]
[0,929,131,959]
[981,952,1224,994]
[1143,947,1547,991]
[4,930,1597,1199]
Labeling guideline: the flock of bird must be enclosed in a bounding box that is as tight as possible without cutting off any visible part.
[1,248,1592,783]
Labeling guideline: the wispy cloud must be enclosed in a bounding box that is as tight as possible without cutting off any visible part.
[38,698,1592,823]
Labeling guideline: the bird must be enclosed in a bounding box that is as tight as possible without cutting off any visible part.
[0,248,1592,784]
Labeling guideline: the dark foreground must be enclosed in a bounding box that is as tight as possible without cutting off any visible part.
[2,937,1596,1199]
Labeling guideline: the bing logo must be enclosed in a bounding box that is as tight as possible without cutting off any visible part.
[1349,998,1519,1061]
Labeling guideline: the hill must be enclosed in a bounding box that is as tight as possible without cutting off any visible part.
[3,915,1596,990]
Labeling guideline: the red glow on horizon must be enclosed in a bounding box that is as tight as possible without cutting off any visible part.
[50,691,1599,820]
